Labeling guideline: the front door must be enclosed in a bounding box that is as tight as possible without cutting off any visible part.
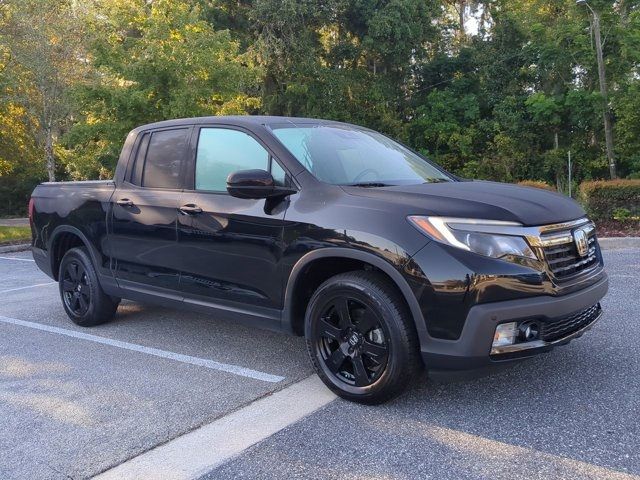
[109,127,190,294]
[177,126,291,315]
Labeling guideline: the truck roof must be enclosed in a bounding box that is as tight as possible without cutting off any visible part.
[130,115,348,134]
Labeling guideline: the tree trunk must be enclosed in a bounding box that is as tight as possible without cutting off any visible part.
[602,107,616,179]
[592,11,616,179]
[45,122,55,182]
[619,0,629,24]
[459,0,466,38]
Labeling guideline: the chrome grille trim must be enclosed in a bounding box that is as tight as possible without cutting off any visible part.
[534,222,595,248]
[536,217,593,234]
[540,228,599,280]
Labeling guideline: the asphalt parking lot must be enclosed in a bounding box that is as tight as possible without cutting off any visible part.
[1,248,639,480]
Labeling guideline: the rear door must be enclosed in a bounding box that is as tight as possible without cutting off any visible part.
[177,125,292,315]
[109,126,191,294]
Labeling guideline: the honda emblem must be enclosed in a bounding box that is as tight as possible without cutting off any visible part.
[573,228,589,257]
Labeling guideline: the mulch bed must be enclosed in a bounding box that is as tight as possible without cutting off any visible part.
[596,220,640,237]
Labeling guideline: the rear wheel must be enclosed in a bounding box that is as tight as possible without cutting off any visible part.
[305,271,422,404]
[59,247,119,326]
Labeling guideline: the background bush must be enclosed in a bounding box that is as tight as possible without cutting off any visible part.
[579,180,640,221]
[517,181,556,191]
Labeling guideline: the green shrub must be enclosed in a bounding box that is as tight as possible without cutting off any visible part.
[0,226,31,244]
[579,180,640,221]
[611,207,640,222]
[517,180,556,191]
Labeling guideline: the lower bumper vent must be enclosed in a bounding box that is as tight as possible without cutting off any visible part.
[539,304,601,342]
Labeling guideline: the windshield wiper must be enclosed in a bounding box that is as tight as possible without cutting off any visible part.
[346,182,393,187]
[423,178,450,183]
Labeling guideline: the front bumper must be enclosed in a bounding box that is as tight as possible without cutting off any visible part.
[489,303,602,357]
[421,274,609,371]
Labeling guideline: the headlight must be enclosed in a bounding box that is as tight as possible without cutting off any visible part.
[408,216,537,260]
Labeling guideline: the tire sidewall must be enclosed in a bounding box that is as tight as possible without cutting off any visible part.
[59,248,101,326]
[305,276,414,402]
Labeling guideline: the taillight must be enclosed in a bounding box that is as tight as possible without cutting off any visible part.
[28,198,34,223]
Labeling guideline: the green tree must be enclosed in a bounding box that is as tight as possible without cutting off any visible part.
[65,0,261,178]
[252,0,441,136]
[1,0,640,217]
[1,0,90,181]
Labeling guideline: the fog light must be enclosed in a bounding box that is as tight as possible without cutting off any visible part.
[492,322,518,348]
[518,322,540,342]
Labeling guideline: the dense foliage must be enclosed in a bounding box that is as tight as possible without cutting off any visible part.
[1,0,640,215]
[580,179,640,220]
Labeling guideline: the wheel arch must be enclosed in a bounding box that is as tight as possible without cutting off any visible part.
[282,248,429,347]
[48,225,98,281]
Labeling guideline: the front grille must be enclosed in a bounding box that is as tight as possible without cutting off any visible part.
[539,304,601,342]
[542,231,599,280]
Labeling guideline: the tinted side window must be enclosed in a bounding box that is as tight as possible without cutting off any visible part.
[196,128,269,192]
[142,129,188,189]
[130,133,150,186]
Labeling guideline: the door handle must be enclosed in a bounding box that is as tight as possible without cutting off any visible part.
[179,204,203,215]
[116,198,134,207]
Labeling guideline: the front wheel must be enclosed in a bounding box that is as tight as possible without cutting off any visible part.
[305,271,422,404]
[59,247,119,327]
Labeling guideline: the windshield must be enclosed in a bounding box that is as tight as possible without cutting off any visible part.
[270,124,452,186]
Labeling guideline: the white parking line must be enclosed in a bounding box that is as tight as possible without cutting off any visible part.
[0,256,34,262]
[0,315,285,383]
[94,375,336,480]
[0,282,56,293]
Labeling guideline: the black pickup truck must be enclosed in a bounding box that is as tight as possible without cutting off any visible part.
[30,116,608,403]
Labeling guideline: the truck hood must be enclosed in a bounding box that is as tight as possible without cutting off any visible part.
[342,180,586,227]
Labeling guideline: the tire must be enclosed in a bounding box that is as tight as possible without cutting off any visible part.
[58,247,119,327]
[305,271,422,404]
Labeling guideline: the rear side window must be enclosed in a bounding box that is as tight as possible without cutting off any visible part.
[141,129,188,189]
[195,128,270,191]
[130,133,150,186]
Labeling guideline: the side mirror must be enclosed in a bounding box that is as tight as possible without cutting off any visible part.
[226,169,297,200]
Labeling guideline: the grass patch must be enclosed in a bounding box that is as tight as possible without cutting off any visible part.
[0,226,31,244]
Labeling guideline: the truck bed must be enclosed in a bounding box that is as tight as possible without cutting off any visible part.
[36,179,116,189]
[30,180,116,259]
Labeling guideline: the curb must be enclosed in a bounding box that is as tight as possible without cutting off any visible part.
[0,217,29,227]
[0,243,31,254]
[598,237,640,250]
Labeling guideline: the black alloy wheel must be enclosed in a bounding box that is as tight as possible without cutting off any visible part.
[305,271,422,404]
[58,247,120,327]
[61,260,91,316]
[315,296,389,387]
